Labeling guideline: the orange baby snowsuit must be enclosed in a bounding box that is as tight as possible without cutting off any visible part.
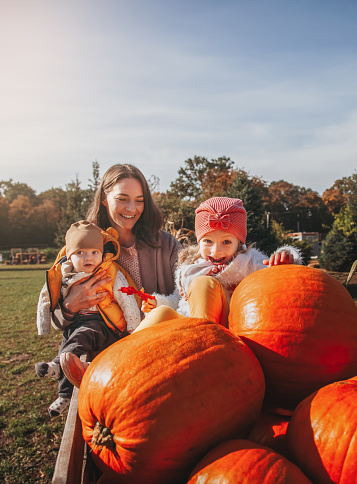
[37,227,141,335]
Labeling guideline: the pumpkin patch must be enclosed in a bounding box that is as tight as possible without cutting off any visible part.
[77,317,265,484]
[229,264,357,411]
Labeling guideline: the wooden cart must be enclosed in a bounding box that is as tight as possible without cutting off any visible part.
[51,262,357,484]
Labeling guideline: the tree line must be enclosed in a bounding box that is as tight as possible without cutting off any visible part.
[1,158,356,271]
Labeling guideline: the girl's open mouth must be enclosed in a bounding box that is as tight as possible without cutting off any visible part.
[208,256,226,265]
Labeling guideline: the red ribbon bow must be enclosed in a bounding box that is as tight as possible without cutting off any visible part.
[208,213,231,230]
[120,286,156,302]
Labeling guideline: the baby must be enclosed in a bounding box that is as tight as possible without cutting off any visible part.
[35,220,141,416]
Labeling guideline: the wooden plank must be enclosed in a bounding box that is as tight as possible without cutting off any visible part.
[52,385,85,484]
[345,259,357,287]
[52,353,101,484]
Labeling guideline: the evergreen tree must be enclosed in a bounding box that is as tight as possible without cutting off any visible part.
[347,173,357,220]
[82,161,101,216]
[88,160,101,193]
[319,204,357,271]
[319,228,354,272]
[147,174,160,193]
[54,176,87,248]
[225,170,280,255]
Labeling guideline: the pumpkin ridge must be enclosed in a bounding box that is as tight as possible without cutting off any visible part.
[340,428,357,482]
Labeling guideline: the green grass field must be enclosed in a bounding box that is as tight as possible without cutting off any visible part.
[0,266,65,484]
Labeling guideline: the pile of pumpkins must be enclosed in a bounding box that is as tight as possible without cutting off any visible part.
[77,265,357,484]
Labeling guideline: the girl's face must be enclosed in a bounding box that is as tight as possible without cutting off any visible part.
[199,230,240,265]
[70,248,103,274]
[102,177,144,234]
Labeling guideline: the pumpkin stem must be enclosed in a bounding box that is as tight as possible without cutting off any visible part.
[91,422,115,449]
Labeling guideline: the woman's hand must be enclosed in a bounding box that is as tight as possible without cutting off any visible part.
[263,250,294,267]
[63,271,112,314]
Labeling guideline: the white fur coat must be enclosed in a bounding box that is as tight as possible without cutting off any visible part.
[153,245,302,317]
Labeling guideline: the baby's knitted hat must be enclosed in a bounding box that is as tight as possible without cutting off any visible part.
[65,220,103,259]
[195,197,247,243]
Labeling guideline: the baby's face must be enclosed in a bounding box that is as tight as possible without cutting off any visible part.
[199,230,240,265]
[70,248,103,273]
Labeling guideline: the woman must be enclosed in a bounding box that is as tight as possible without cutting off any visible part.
[55,164,180,324]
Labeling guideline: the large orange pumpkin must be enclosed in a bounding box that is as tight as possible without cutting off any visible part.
[287,376,357,484]
[229,265,357,411]
[187,439,313,483]
[78,317,265,484]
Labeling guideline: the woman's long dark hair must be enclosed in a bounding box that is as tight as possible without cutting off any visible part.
[86,164,163,247]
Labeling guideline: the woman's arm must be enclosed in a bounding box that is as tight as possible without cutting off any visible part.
[51,271,113,330]
[62,270,112,313]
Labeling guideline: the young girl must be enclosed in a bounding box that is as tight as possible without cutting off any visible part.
[140,197,301,327]
[35,220,141,417]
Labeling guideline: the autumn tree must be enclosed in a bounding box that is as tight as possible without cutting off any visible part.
[154,191,196,235]
[5,195,59,247]
[265,180,329,233]
[157,156,236,232]
[169,156,236,202]
[33,199,61,246]
[39,187,67,211]
[0,179,37,203]
[322,185,347,215]
[0,195,10,247]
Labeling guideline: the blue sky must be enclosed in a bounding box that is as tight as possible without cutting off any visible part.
[1,0,356,195]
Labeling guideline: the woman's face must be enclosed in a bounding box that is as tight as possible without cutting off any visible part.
[102,177,145,233]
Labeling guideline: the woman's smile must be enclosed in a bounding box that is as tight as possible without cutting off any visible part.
[103,178,144,238]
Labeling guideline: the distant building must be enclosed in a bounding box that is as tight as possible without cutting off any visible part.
[285,232,321,257]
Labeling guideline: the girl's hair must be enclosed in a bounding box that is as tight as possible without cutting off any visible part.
[86,164,163,247]
[178,240,250,266]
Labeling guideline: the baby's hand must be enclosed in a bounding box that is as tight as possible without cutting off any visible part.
[263,250,294,267]
[141,299,157,313]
